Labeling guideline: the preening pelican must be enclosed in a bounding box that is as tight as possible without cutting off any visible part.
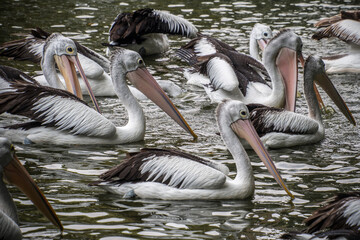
[281,192,360,239]
[91,99,293,200]
[0,48,197,145]
[106,8,198,56]
[246,55,355,149]
[0,31,101,112]
[0,28,183,98]
[0,137,63,239]
[249,23,273,61]
[312,10,360,74]
[177,29,303,111]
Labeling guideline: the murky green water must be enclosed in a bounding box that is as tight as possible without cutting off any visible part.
[0,0,359,239]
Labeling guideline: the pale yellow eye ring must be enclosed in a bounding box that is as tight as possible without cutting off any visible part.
[66,46,74,54]
[137,58,144,65]
[240,110,247,118]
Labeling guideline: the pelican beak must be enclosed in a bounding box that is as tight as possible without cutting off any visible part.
[231,119,294,199]
[54,55,101,113]
[314,71,356,125]
[126,67,197,139]
[276,48,298,112]
[3,150,63,231]
[257,39,268,51]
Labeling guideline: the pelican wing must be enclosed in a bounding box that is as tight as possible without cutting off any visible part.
[304,192,360,233]
[248,104,319,137]
[97,148,229,189]
[313,19,360,46]
[0,28,110,73]
[108,8,198,45]
[0,71,116,137]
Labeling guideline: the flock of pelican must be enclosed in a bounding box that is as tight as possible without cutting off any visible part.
[0,8,359,239]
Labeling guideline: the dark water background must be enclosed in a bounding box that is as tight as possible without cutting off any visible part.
[0,0,359,239]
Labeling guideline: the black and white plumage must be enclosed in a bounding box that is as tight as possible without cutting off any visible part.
[92,99,294,200]
[281,192,360,240]
[0,28,183,98]
[0,48,197,145]
[312,10,360,74]
[244,55,355,149]
[107,8,198,56]
[0,137,63,239]
[177,30,303,112]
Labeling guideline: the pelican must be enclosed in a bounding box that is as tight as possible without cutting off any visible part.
[312,10,360,74]
[177,29,303,112]
[245,55,355,149]
[0,28,183,99]
[0,137,63,239]
[106,8,198,56]
[281,192,360,239]
[0,48,197,145]
[91,99,293,200]
[249,23,273,61]
[0,31,101,112]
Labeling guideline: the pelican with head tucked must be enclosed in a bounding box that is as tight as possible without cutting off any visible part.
[0,137,63,239]
[0,48,196,145]
[312,10,360,74]
[177,29,303,112]
[245,55,355,149]
[91,99,293,200]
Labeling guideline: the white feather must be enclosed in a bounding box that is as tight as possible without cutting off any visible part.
[140,155,227,189]
[194,38,217,56]
[343,199,360,228]
[207,57,238,91]
[32,96,116,137]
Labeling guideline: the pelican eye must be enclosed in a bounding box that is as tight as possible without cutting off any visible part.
[66,46,74,54]
[10,144,15,151]
[264,32,268,37]
[239,110,247,118]
[137,58,144,65]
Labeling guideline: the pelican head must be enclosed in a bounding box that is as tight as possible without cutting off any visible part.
[41,33,100,113]
[250,23,273,52]
[216,100,294,199]
[304,55,356,125]
[0,137,63,230]
[110,48,197,139]
[266,29,304,112]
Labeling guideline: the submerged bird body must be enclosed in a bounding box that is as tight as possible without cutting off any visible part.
[178,30,302,112]
[312,10,360,74]
[92,100,293,200]
[107,8,198,56]
[245,56,355,149]
[0,48,196,145]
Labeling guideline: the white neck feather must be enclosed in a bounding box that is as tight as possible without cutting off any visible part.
[0,177,18,224]
[41,50,65,90]
[111,65,146,142]
[218,118,254,187]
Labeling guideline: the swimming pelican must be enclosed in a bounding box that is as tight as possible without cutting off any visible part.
[177,29,303,111]
[0,48,197,145]
[0,137,63,239]
[91,99,294,200]
[281,192,360,239]
[312,10,360,74]
[106,8,198,56]
[249,23,273,61]
[246,55,355,149]
[0,28,183,98]
[0,31,101,112]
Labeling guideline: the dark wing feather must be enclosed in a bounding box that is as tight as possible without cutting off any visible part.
[109,8,198,45]
[248,104,319,137]
[95,148,228,189]
[304,192,360,233]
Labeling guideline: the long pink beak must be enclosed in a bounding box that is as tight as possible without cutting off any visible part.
[231,119,294,199]
[54,55,101,113]
[126,67,197,139]
[257,39,268,51]
[276,48,299,112]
